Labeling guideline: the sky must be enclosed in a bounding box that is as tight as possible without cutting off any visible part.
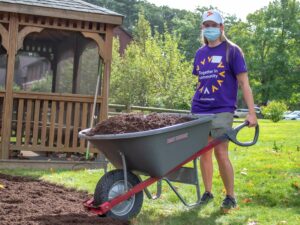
[146,0,273,21]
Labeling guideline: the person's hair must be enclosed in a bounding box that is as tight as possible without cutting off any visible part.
[201,26,244,63]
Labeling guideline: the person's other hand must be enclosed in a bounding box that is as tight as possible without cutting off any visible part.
[246,113,257,127]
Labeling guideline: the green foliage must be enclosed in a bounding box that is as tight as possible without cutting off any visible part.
[30,73,52,92]
[133,10,152,45]
[288,92,300,110]
[78,43,101,95]
[12,84,21,92]
[230,0,300,106]
[56,57,73,93]
[171,12,202,60]
[261,101,288,122]
[272,141,283,152]
[110,12,195,109]
[110,36,151,107]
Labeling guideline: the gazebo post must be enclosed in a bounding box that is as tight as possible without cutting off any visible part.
[1,14,18,159]
[0,24,9,159]
[101,25,114,122]
[51,49,58,93]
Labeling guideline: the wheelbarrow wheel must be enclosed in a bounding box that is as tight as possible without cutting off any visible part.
[93,169,143,220]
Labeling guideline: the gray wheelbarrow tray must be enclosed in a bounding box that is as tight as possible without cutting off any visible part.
[79,113,214,177]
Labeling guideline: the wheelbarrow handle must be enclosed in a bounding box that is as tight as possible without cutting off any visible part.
[225,121,259,147]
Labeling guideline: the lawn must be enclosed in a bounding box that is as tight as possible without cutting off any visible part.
[1,119,299,225]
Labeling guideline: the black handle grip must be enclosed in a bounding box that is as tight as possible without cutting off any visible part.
[226,121,259,147]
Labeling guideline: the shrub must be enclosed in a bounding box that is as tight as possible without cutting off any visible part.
[261,101,288,122]
[29,74,52,92]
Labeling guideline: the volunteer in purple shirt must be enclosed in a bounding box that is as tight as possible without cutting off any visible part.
[191,9,257,212]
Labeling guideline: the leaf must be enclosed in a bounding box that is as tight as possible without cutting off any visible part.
[242,198,252,203]
[291,182,299,190]
[241,168,248,175]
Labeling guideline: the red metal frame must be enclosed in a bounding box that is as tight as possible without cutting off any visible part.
[83,138,224,215]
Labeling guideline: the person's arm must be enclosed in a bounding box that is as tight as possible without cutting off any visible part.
[236,72,257,127]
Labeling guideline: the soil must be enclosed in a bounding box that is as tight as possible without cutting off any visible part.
[0,173,129,225]
[86,113,193,135]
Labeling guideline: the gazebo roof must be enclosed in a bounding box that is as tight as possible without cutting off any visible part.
[0,0,123,25]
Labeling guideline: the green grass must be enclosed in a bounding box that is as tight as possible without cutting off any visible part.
[1,119,300,225]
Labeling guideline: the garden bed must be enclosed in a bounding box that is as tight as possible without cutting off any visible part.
[0,173,128,225]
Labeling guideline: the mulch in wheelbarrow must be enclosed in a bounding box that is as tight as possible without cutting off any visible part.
[86,112,193,135]
[0,173,129,225]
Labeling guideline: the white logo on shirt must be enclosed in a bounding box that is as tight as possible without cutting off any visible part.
[204,87,210,94]
[211,56,222,63]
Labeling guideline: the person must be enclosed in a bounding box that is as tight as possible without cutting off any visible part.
[191,9,257,212]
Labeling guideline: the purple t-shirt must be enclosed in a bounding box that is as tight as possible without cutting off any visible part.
[191,41,247,114]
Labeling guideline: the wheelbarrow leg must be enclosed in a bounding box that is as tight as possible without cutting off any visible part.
[163,159,202,207]
[120,152,128,192]
[144,180,162,200]
[120,151,164,200]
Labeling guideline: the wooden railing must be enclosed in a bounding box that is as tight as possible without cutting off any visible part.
[9,92,103,153]
[108,103,190,115]
[0,94,190,157]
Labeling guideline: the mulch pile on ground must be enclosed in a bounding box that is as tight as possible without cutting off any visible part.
[0,173,128,225]
[86,113,193,135]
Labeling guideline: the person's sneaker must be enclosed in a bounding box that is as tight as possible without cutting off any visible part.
[200,191,214,204]
[220,195,238,213]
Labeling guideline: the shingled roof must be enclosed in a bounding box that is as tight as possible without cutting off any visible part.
[0,0,123,25]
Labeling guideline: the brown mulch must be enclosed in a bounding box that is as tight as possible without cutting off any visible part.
[86,113,193,135]
[0,173,129,225]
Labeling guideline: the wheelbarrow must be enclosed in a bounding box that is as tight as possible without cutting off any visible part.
[79,113,259,220]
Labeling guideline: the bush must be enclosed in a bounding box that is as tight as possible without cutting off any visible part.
[29,74,52,92]
[261,101,288,122]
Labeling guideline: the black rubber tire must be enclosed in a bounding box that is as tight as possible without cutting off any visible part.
[93,169,143,220]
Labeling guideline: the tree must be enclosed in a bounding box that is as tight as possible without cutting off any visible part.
[109,12,195,109]
[239,0,300,106]
[86,0,139,31]
[171,12,201,60]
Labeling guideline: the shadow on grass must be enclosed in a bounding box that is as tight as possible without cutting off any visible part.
[250,192,300,213]
[137,203,249,225]
[33,213,128,225]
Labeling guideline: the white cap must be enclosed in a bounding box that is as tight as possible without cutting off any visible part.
[202,10,224,24]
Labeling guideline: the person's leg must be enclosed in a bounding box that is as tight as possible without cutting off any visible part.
[214,141,234,197]
[199,136,215,204]
[209,112,236,211]
[210,112,234,197]
[200,137,214,193]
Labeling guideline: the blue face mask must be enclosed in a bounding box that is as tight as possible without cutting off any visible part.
[203,27,221,41]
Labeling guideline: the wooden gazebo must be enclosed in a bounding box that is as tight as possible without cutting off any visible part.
[0,0,123,164]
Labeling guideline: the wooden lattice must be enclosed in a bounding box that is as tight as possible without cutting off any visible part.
[22,44,53,53]
[0,12,10,23]
[18,14,106,33]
